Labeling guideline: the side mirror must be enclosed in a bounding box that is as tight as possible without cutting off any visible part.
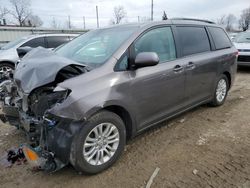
[16,46,33,58]
[134,52,159,68]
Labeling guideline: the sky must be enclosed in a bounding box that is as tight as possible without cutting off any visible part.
[1,0,250,29]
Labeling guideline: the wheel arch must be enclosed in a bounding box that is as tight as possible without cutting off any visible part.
[0,60,16,67]
[103,105,135,140]
[222,71,231,88]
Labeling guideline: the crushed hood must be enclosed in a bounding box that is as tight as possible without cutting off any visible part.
[14,47,86,94]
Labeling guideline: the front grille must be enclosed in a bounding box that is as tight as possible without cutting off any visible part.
[238,55,250,62]
[238,49,250,52]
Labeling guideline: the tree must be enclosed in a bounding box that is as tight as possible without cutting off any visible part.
[225,14,236,31]
[162,11,168,20]
[50,17,61,29]
[217,15,226,25]
[9,0,32,26]
[27,14,43,27]
[0,6,9,20]
[112,6,126,24]
[239,7,250,31]
[140,16,151,23]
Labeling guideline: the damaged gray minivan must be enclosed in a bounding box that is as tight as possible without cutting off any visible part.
[1,19,237,174]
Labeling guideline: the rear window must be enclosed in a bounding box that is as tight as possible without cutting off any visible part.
[208,27,232,50]
[177,26,211,56]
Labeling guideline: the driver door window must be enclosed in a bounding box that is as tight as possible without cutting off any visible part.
[134,27,176,63]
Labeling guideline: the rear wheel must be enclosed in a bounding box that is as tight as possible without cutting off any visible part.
[0,63,14,82]
[210,75,229,106]
[70,110,126,174]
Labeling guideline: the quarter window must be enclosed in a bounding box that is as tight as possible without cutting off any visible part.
[21,37,46,48]
[134,27,176,63]
[208,27,232,50]
[177,27,211,56]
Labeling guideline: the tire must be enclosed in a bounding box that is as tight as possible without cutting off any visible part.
[70,110,126,174]
[0,63,15,82]
[209,74,229,107]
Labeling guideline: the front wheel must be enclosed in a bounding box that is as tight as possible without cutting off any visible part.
[70,110,126,174]
[209,75,229,107]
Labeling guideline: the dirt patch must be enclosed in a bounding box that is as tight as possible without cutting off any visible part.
[1,67,250,188]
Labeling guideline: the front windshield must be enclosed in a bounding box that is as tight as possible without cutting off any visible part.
[234,32,250,43]
[1,37,28,50]
[56,26,138,68]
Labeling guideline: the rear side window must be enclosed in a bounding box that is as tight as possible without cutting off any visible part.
[21,37,46,48]
[134,27,176,63]
[177,27,211,56]
[208,27,232,50]
[46,36,70,48]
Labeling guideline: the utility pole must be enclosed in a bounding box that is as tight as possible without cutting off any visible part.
[83,16,86,30]
[138,16,140,23]
[68,15,71,29]
[96,5,99,28]
[151,0,154,21]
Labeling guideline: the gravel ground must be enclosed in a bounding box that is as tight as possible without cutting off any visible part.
[1,67,250,188]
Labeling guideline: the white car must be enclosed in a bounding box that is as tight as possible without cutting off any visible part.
[234,31,250,66]
[0,33,79,78]
[228,32,239,40]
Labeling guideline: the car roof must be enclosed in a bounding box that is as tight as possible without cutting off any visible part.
[26,33,79,39]
[102,18,219,31]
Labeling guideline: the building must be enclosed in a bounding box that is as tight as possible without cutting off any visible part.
[0,26,87,47]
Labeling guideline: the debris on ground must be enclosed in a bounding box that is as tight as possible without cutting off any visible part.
[196,136,207,145]
[178,118,186,123]
[192,169,198,175]
[7,148,26,164]
[239,96,245,99]
[145,167,160,188]
[0,147,26,168]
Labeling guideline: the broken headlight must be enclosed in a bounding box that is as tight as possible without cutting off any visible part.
[53,89,71,104]
[29,87,71,118]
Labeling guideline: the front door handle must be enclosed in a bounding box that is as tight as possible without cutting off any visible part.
[186,62,196,69]
[173,65,184,73]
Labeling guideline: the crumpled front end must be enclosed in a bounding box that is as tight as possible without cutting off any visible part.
[0,48,90,171]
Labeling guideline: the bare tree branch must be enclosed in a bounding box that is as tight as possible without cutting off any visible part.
[9,0,32,26]
[28,14,43,27]
[112,6,126,24]
[217,15,226,25]
[239,7,250,31]
[50,17,61,29]
[225,14,236,32]
[0,6,9,20]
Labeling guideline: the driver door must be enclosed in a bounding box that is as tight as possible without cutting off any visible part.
[128,26,186,129]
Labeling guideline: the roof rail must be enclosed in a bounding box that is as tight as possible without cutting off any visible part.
[171,18,215,24]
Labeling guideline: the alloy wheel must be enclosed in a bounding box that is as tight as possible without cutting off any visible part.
[216,79,227,103]
[83,122,120,166]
